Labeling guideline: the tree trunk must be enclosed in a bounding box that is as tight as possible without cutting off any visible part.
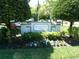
[70,21,73,28]
[6,19,11,42]
[62,20,63,26]
[6,19,11,29]
[69,21,74,38]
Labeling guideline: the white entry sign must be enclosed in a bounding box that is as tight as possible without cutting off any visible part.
[21,22,61,34]
[34,25,49,31]
[31,22,51,32]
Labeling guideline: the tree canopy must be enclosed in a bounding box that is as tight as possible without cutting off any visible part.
[0,0,31,27]
[48,0,79,36]
[31,2,50,20]
[52,0,79,22]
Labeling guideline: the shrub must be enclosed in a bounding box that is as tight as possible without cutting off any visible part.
[48,34,57,41]
[72,27,79,41]
[41,32,50,39]
[0,27,8,43]
[51,32,60,36]
[22,32,65,43]
[47,32,64,41]
[22,32,44,42]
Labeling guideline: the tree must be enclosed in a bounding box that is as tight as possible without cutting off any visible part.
[31,2,49,21]
[53,0,79,25]
[47,0,58,19]
[0,0,31,28]
[49,0,79,36]
[39,3,50,19]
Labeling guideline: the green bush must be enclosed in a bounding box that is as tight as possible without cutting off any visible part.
[0,27,9,45]
[48,34,57,41]
[22,32,44,42]
[47,32,64,41]
[72,27,79,40]
[22,32,65,42]
[41,32,50,39]
[67,27,79,41]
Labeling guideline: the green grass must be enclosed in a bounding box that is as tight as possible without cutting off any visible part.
[0,46,79,59]
[51,46,79,59]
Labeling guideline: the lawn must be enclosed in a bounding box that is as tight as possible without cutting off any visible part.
[0,46,79,59]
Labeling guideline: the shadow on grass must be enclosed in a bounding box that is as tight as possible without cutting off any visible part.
[0,47,54,59]
[13,48,54,59]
